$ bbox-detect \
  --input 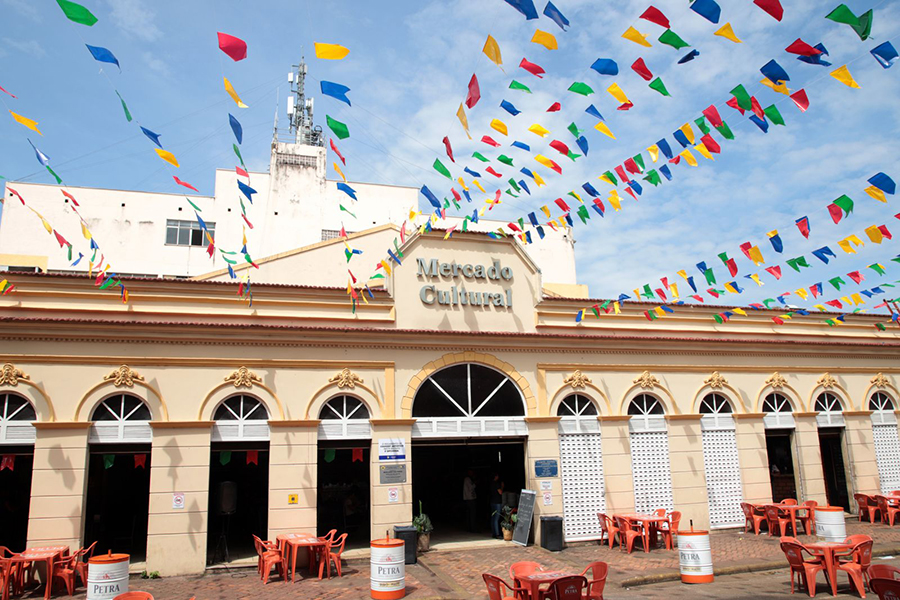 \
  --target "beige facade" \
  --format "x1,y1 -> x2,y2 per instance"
0,230 -> 898,575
